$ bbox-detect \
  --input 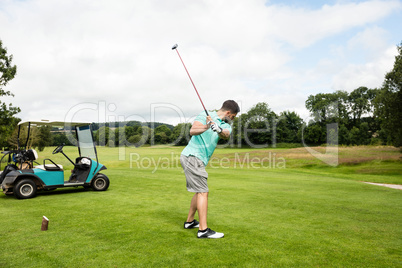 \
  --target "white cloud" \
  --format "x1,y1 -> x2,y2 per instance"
332,45 -> 397,91
0,0 -> 401,124
267,0 -> 402,48
347,26 -> 389,54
